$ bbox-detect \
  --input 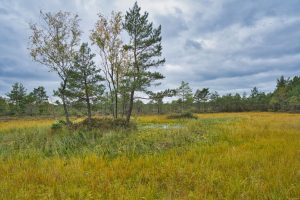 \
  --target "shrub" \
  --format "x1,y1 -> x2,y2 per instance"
72,118 -> 136,131
167,112 -> 198,119
51,120 -> 67,130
